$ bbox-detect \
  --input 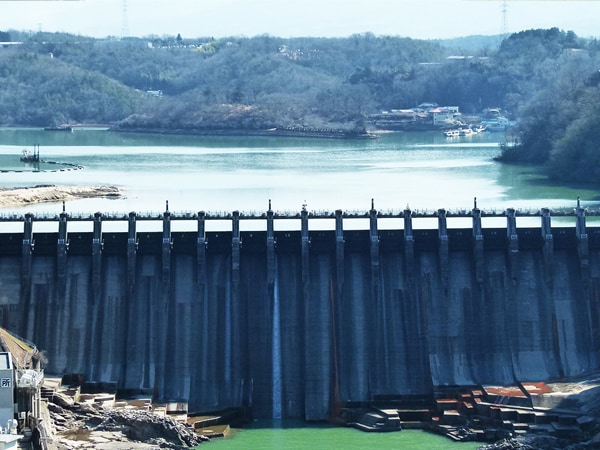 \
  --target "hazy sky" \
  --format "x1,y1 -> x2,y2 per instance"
0,0 -> 599,40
